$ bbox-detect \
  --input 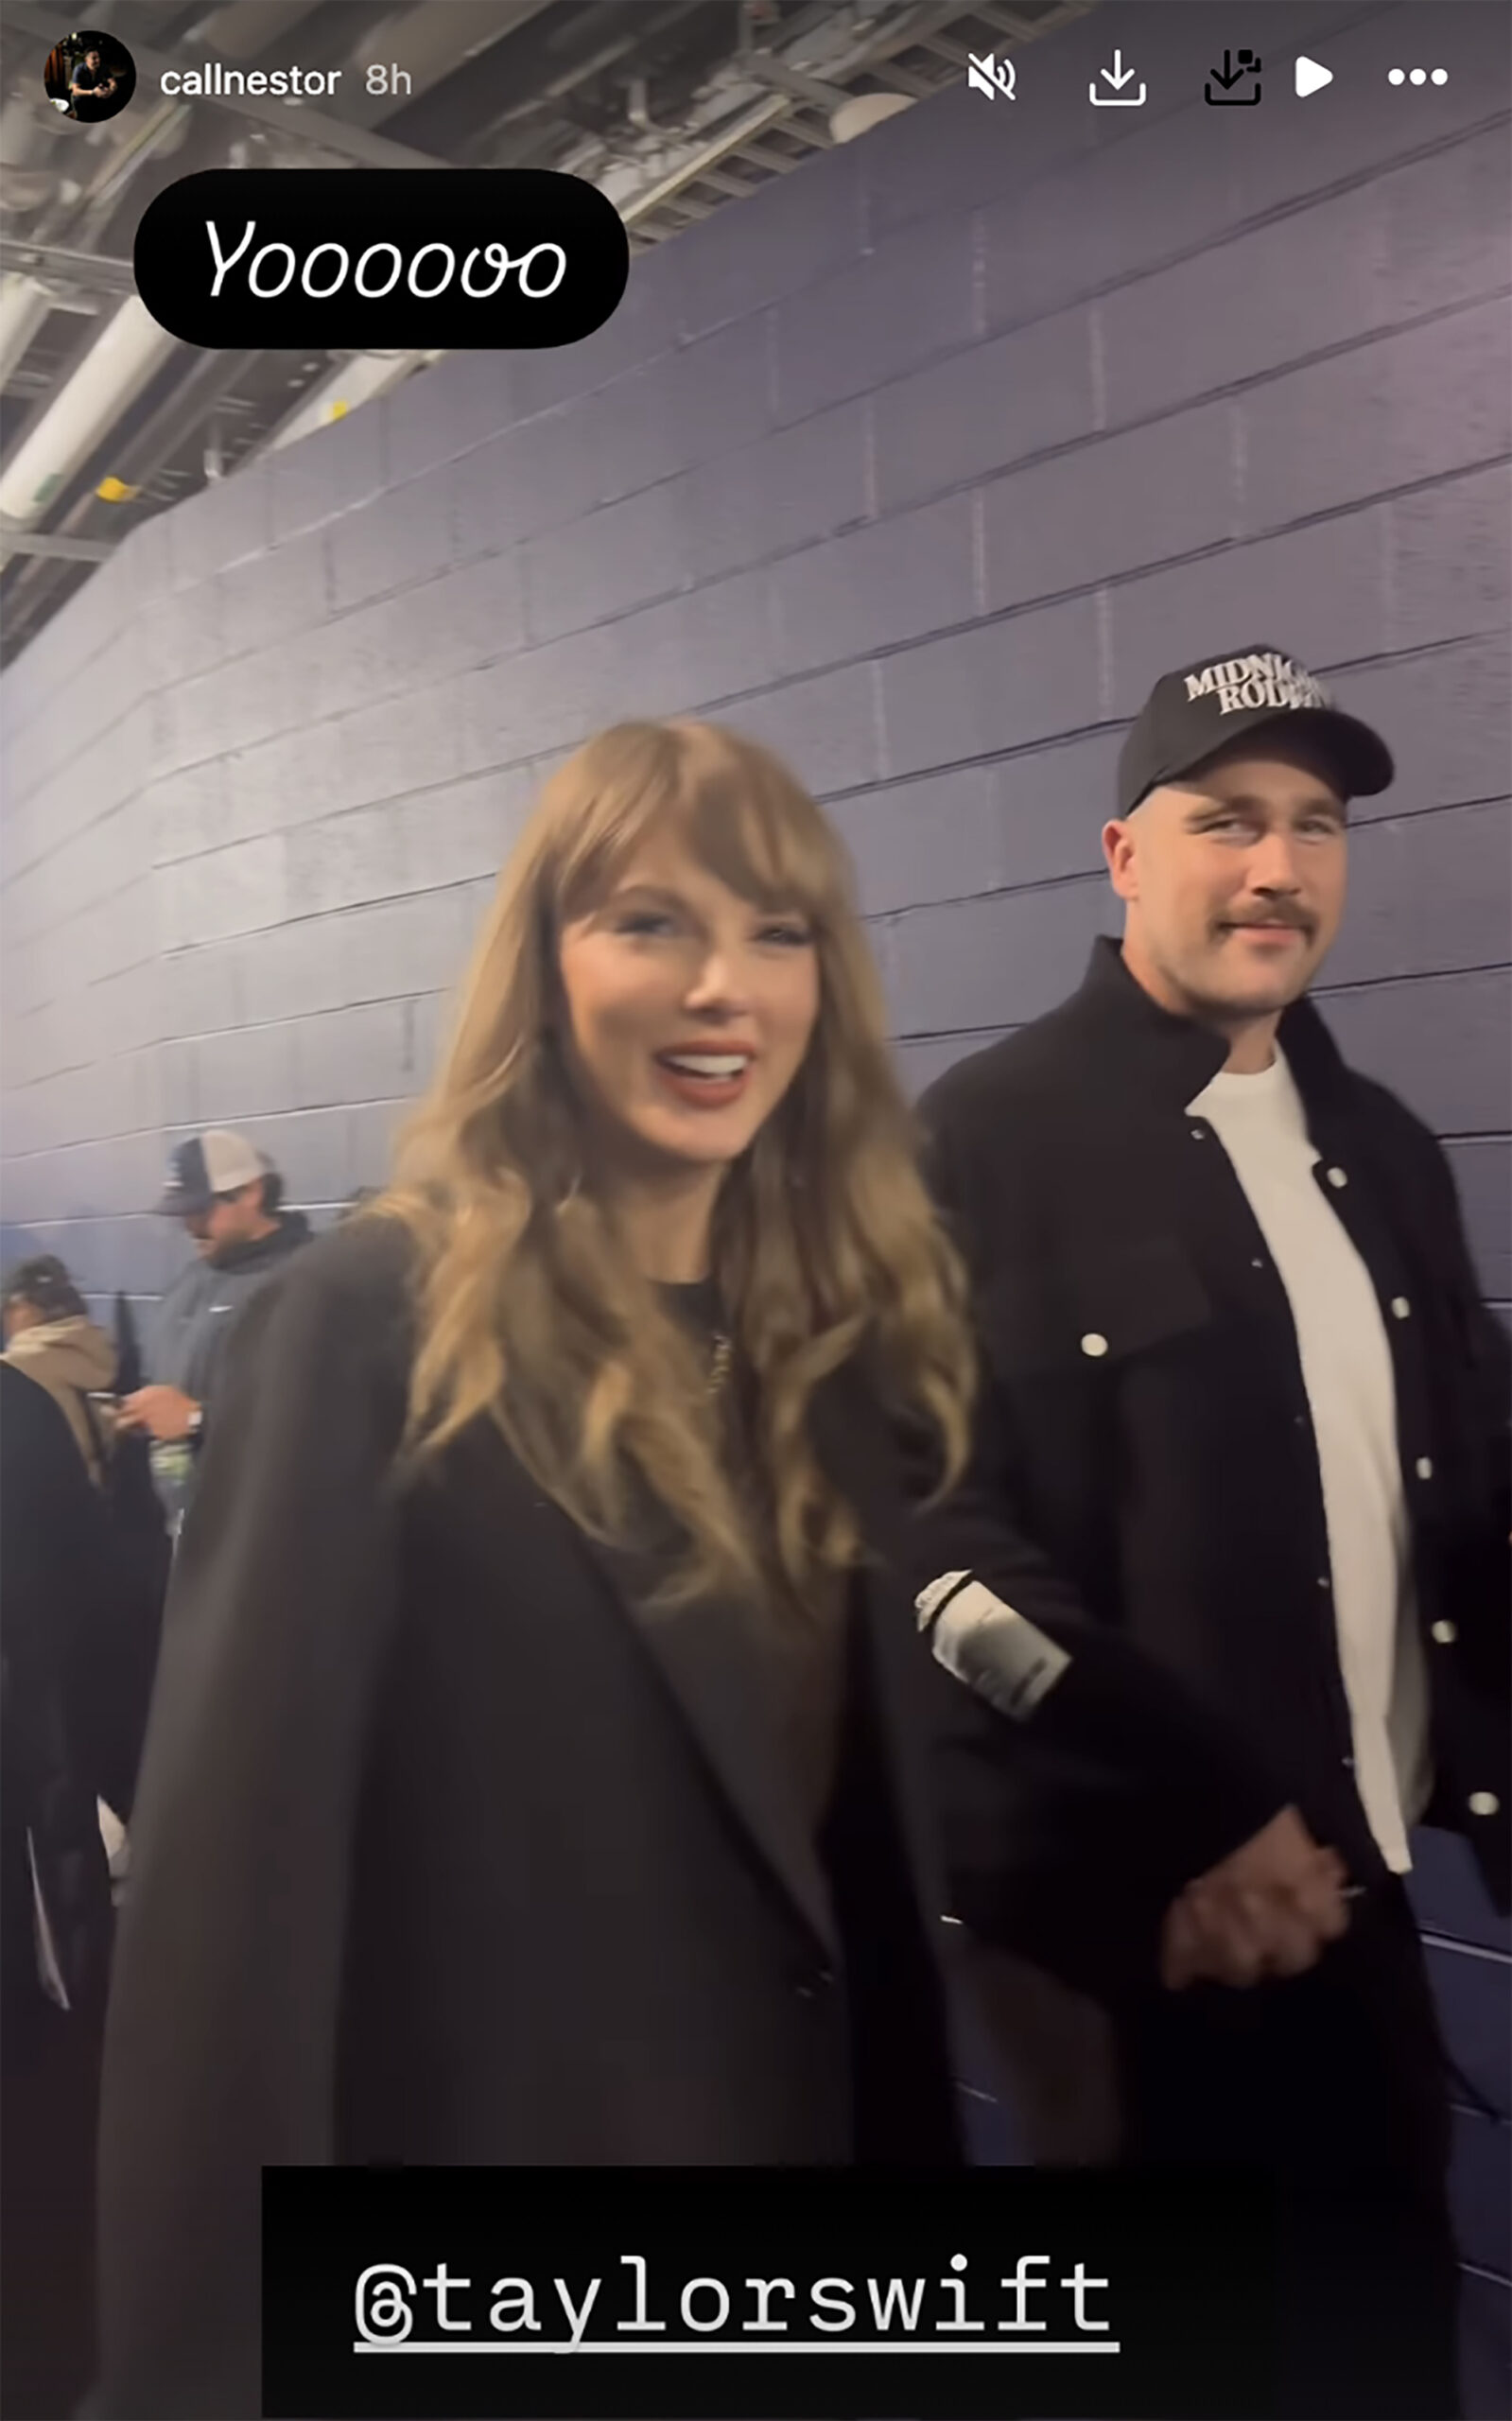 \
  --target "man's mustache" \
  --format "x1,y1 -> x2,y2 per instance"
1218,904 -> 1314,932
